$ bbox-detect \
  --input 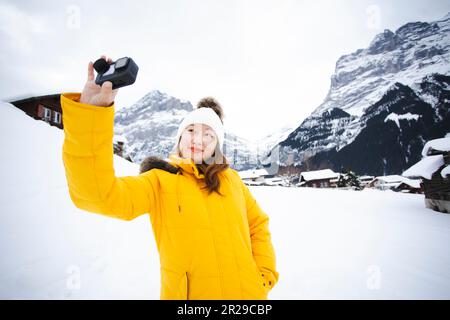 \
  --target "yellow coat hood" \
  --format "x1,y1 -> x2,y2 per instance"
60,93 -> 279,299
